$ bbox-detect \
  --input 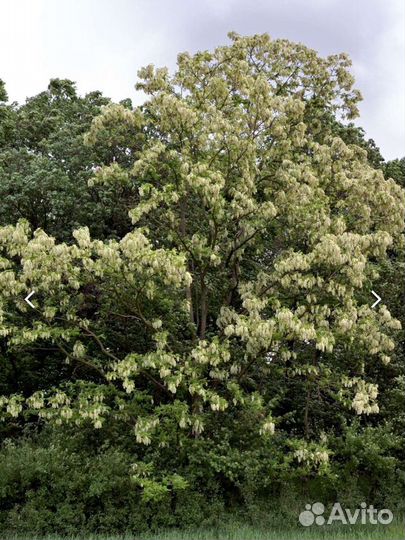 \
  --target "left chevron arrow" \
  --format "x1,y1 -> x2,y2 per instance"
24,290 -> 36,309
